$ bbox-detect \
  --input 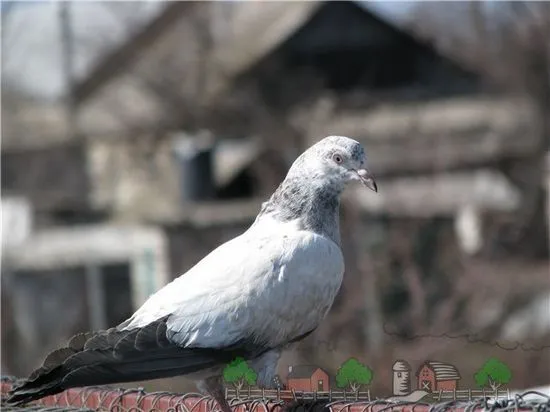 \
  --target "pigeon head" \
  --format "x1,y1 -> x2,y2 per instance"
257,136 -> 377,243
299,135 -> 378,193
